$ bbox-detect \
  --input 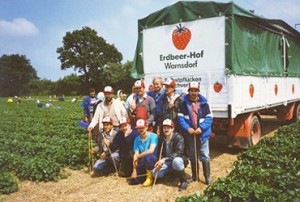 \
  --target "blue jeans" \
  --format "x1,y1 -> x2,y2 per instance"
94,152 -> 120,174
186,134 -> 210,163
152,157 -> 185,178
